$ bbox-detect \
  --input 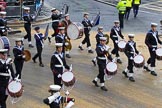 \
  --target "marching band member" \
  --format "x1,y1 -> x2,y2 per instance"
32,26 -> 44,67
48,8 -> 62,43
0,49 -> 15,108
43,85 -> 75,108
78,12 -> 93,53
22,7 -> 34,48
122,34 -> 139,82
144,23 -> 162,76
13,38 -> 25,80
0,11 -> 8,36
92,37 -> 112,91
50,43 -> 70,86
61,14 -> 72,58
92,26 -> 104,66
110,20 -> 124,64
